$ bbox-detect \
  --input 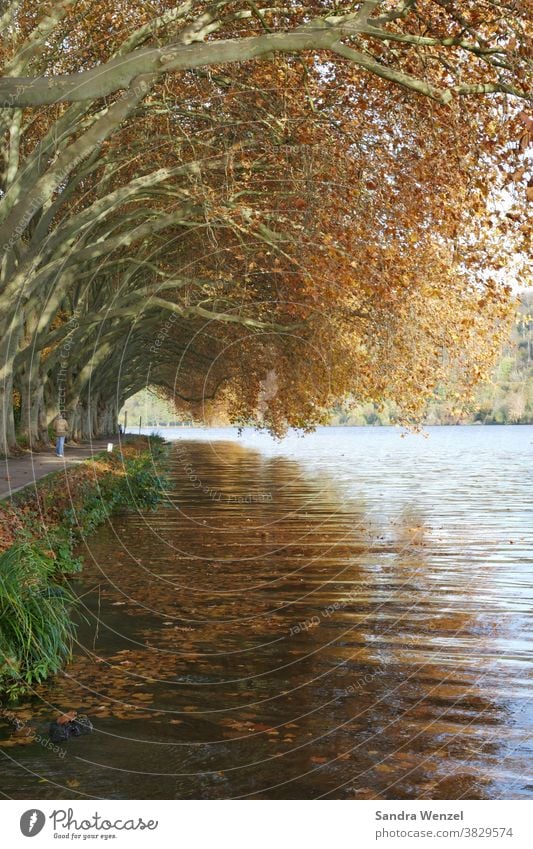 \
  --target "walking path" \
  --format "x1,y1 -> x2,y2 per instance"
0,440 -> 115,501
